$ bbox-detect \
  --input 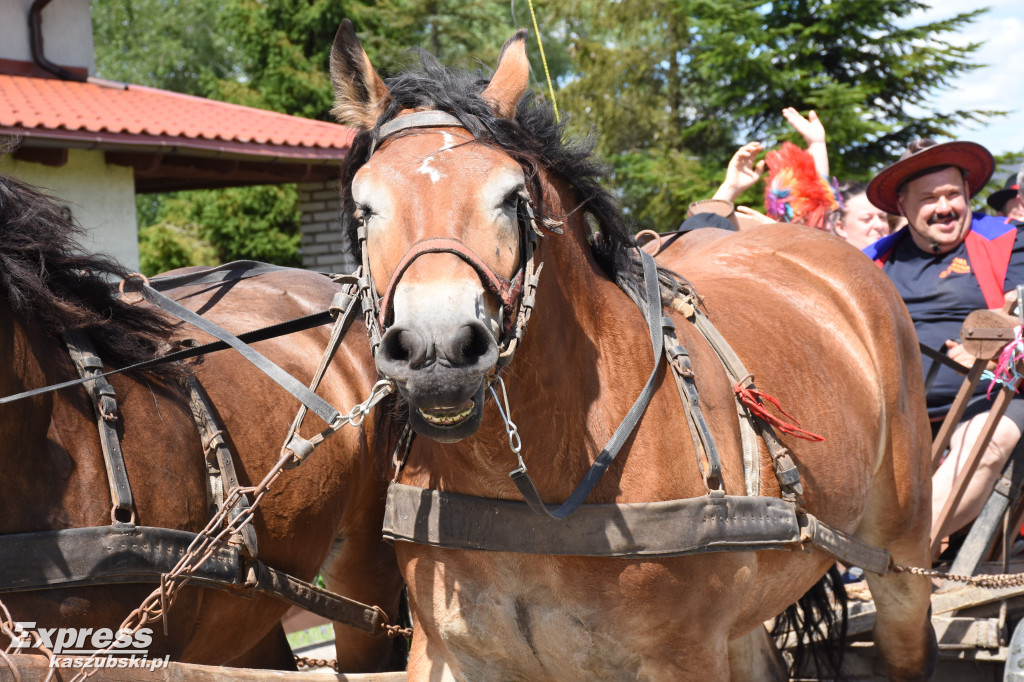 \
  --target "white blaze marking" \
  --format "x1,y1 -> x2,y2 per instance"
418,155 -> 442,183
